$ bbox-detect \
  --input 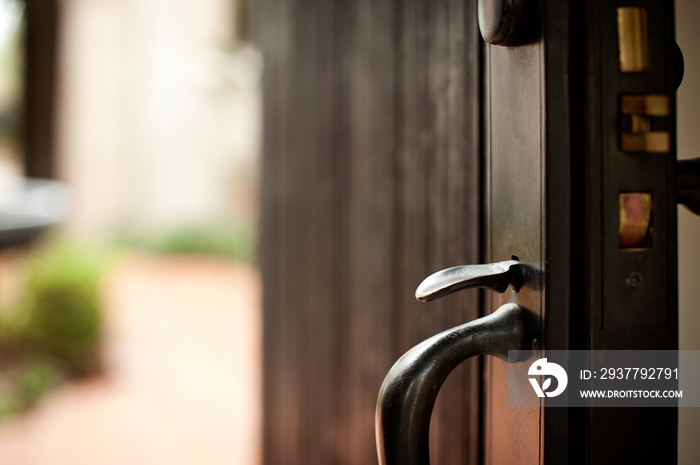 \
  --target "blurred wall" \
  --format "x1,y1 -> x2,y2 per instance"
676,0 -> 700,463
56,0 -> 261,237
